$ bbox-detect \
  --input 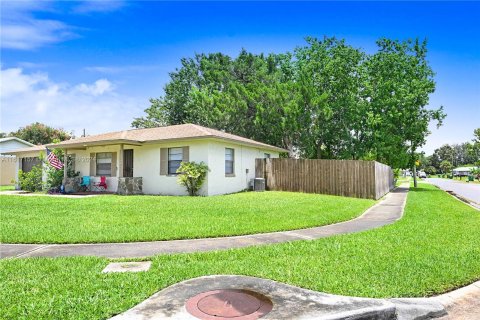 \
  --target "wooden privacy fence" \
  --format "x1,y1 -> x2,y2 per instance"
255,158 -> 394,200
